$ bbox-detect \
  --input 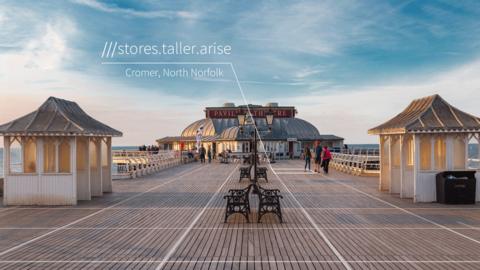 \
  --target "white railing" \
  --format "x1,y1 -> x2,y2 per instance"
112,150 -> 185,179
330,148 -> 380,176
